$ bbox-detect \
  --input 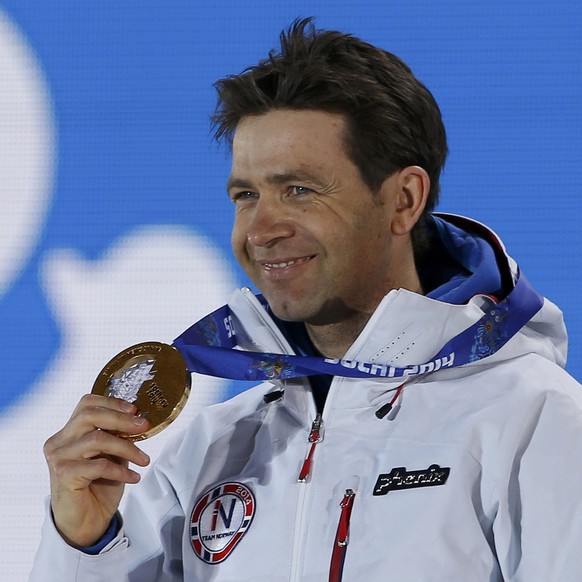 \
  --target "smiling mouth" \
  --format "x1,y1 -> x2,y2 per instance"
261,255 -> 315,270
